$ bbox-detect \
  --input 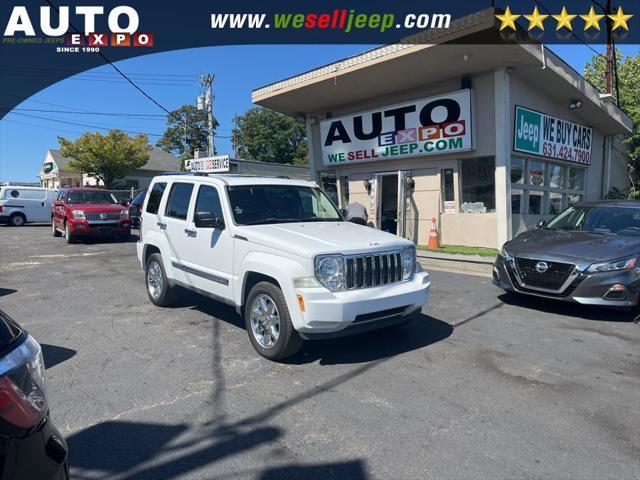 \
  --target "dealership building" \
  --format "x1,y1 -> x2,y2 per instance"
252,8 -> 632,248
